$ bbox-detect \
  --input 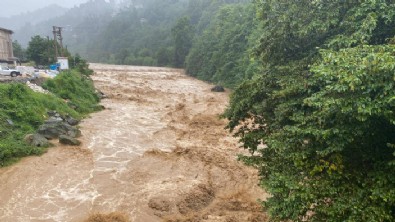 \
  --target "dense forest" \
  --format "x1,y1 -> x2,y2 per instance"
12,0 -> 395,221
224,1 -> 395,221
